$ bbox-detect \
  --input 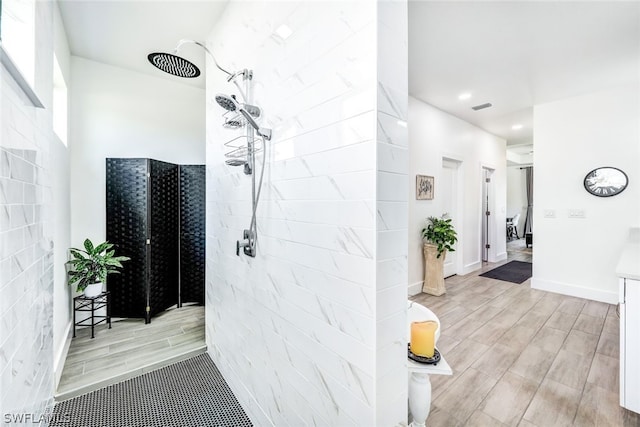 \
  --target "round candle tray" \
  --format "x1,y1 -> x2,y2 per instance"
407,344 -> 441,365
